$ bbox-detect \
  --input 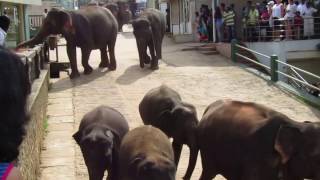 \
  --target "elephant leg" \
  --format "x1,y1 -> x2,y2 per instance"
88,167 -> 104,180
81,48 -> 93,75
149,40 -> 158,70
99,48 -> 109,68
66,43 -> 80,79
108,40 -> 117,71
159,36 -> 163,59
136,41 -> 147,68
199,152 -> 216,180
172,140 -> 182,166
